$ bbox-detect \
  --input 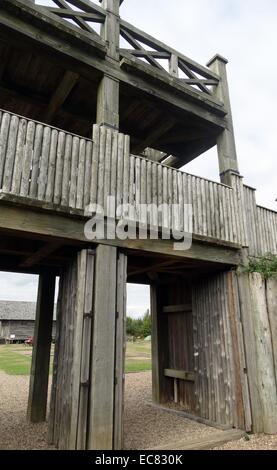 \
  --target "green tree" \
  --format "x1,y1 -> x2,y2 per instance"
126,309 -> 151,338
